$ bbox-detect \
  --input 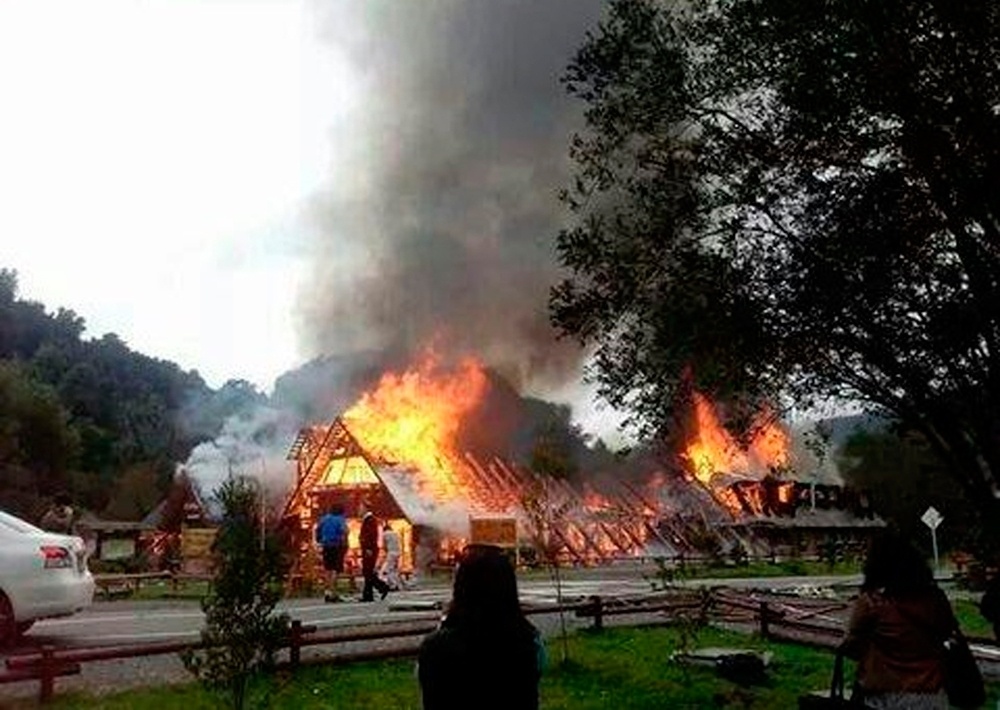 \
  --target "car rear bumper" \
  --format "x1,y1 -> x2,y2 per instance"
13,570 -> 95,623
